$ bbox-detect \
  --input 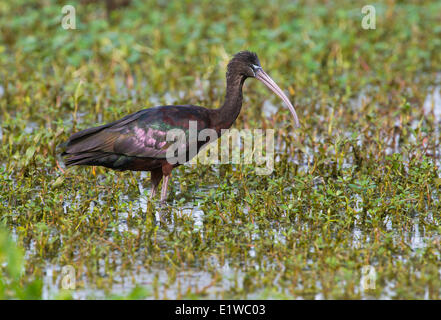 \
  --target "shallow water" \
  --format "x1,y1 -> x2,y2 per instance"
36,85 -> 441,299
39,189 -> 438,299
2,78 -> 441,299
423,86 -> 441,122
